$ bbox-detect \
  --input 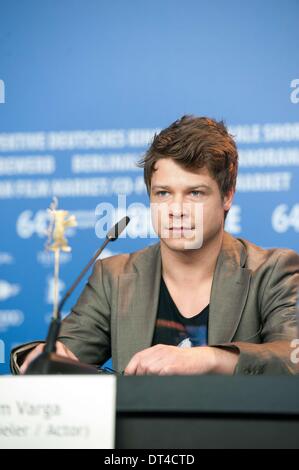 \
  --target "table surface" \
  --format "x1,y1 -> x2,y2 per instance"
116,375 -> 299,415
